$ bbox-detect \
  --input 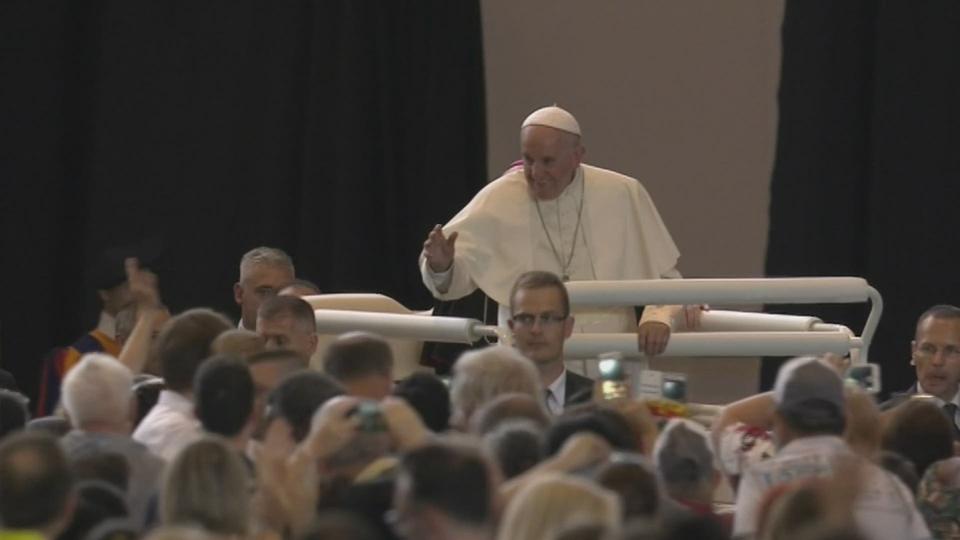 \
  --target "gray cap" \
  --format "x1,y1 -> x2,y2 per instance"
773,356 -> 845,412
653,418 -> 716,488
